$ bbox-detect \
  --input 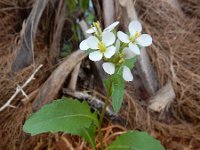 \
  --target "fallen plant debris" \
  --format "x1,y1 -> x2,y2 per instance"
0,0 -> 200,149
0,64 -> 43,112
